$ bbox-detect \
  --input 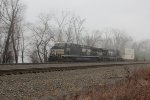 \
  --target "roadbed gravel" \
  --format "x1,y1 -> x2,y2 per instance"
0,64 -> 150,100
